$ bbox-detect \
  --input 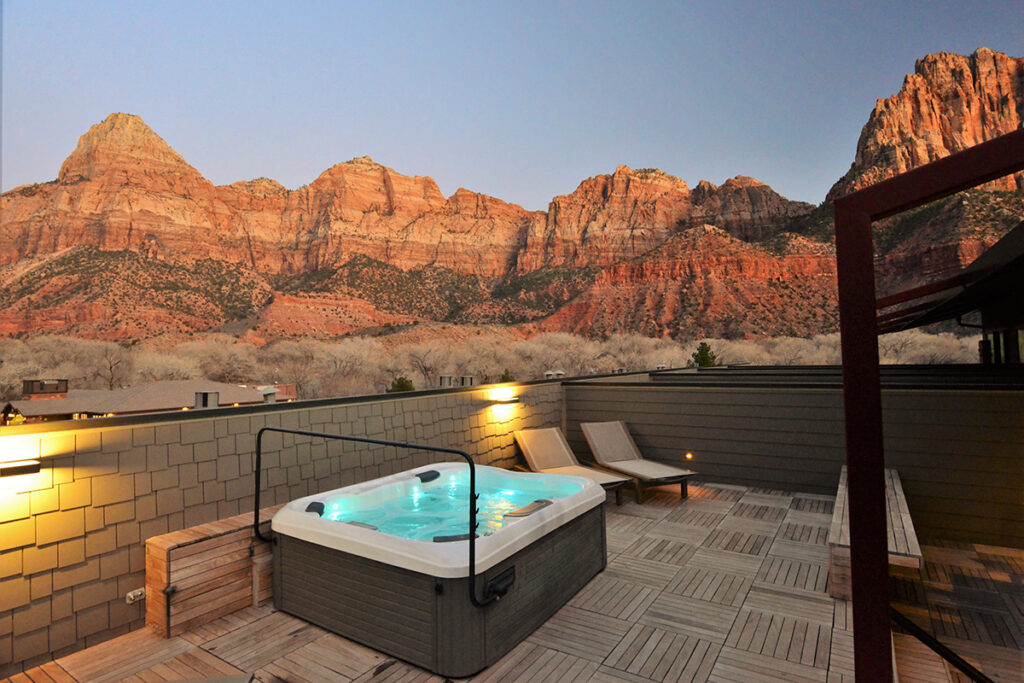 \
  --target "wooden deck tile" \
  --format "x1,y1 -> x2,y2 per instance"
604,623 -> 720,682
702,529 -> 772,557
120,648 -> 243,682
610,500 -> 675,521
709,646 -> 827,683
527,605 -> 632,662
892,632 -> 952,683
181,604 -> 274,645
790,497 -> 834,515
717,515 -> 782,537
473,641 -> 595,683
725,609 -> 831,669
687,547 -> 765,578
663,508 -> 726,528
3,662 -> 76,683
665,567 -> 752,608
622,537 -> 698,567
767,537 -> 831,564
779,521 -> 830,545
637,592 -> 739,643
645,520 -> 714,546
743,585 -> 834,625
606,515 -> 656,554
732,502 -> 789,522
56,629 -> 193,683
674,498 -> 737,515
738,493 -> 793,509
202,611 -> 323,672
570,574 -> 659,621
255,632 -> 386,682
604,555 -> 681,590
348,658 -> 442,682
827,628 -> 854,678
590,665 -> 662,682
755,556 -> 828,593
934,636 -> 1024,683
690,485 -> 746,503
